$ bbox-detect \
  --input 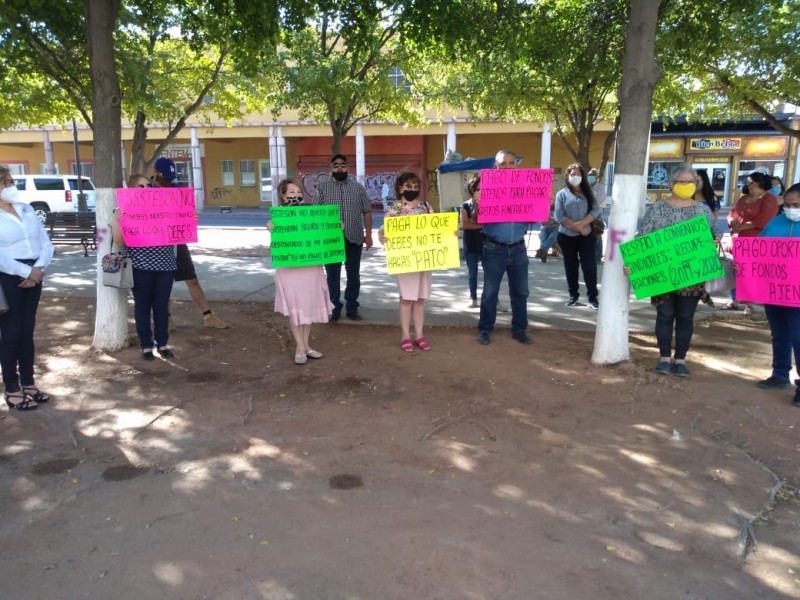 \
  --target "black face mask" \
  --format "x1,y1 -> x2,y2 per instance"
332,171 -> 348,182
402,190 -> 420,201
286,196 -> 303,206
